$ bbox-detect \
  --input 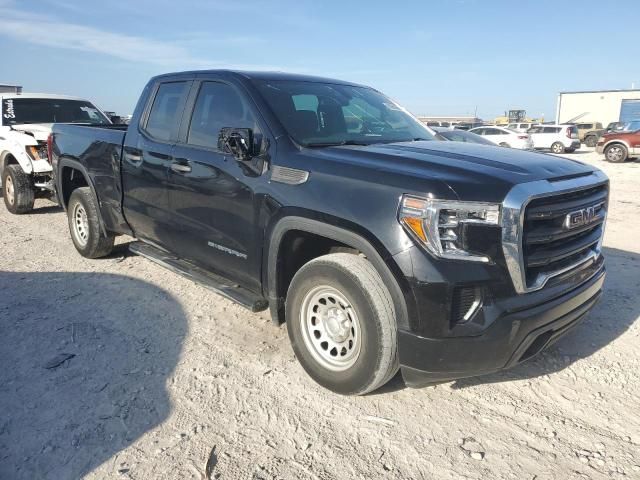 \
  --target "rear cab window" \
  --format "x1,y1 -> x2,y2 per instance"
144,81 -> 190,142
